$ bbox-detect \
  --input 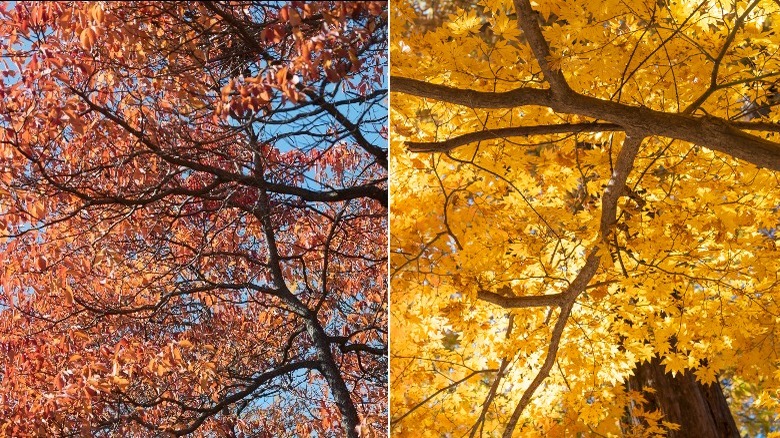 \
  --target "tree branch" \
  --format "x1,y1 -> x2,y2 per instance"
392,76 -> 553,108
171,360 -> 322,436
730,120 -> 780,133
302,88 -> 388,169
265,180 -> 388,208
470,314 -> 515,438
391,369 -> 497,426
407,123 -> 622,152
501,298 -> 574,437
477,290 -> 565,308
500,134 -> 645,437
599,133 -> 644,239
392,77 -> 780,171
682,0 -> 762,114
512,0 -> 571,95
70,86 -> 386,207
